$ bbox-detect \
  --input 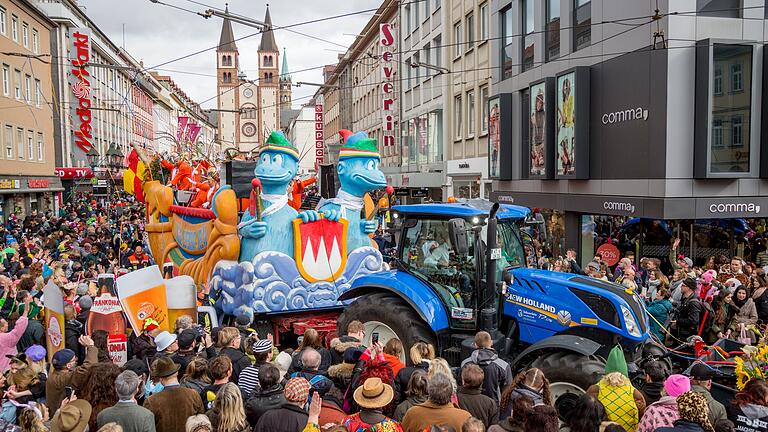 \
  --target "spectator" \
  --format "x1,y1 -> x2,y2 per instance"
217,327 -> 250,384
394,342 -> 434,404
81,362 -> 122,431
499,368 -> 551,420
173,315 -> 195,335
647,288 -> 673,342
674,278 -> 703,340
131,319 -> 159,362
461,331 -> 513,404
330,320 -> 366,365
489,394 -> 533,432
586,346 -> 646,432
727,379 -> 768,432
401,373 -> 472,432
152,331 -> 178,359
456,364 -> 499,428
238,338 -> 273,398
245,363 -> 285,427
640,361 -> 667,405
462,417 -> 485,432
0,303 -> 29,370
527,405 -> 559,432
46,336 -> 97,415
144,357 -> 204,432
96,370 -> 155,432
290,348 -> 335,398
172,328 -> 202,379
345,344 -> 397,416
254,377 -> 311,432
688,363 -> 727,424
341,377 -> 402,431
727,285 -> 758,342
206,383 -> 249,432
51,398 -> 92,432
64,304 -> 84,361
382,338 -> 405,377
328,347 -> 363,395
655,391 -> 714,432
185,415 -> 212,432
636,374 -> 690,432
201,355 -> 233,411
181,358 -> 210,394
317,387 -> 346,427
714,419 -> 735,432
18,407 -> 46,432
562,394 -> 607,432
17,306 -> 44,352
290,328 -> 332,374
393,370 -> 428,422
